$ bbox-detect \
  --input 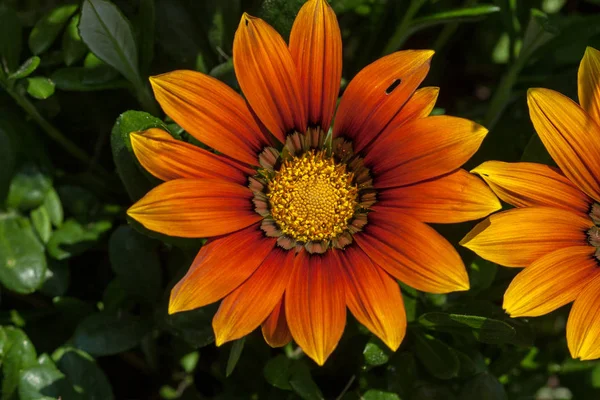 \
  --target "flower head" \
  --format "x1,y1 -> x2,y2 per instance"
461,47 -> 600,361
128,0 -> 498,365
